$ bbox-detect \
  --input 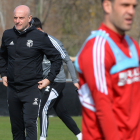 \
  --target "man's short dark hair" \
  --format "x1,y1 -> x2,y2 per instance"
101,0 -> 114,3
32,17 -> 42,29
